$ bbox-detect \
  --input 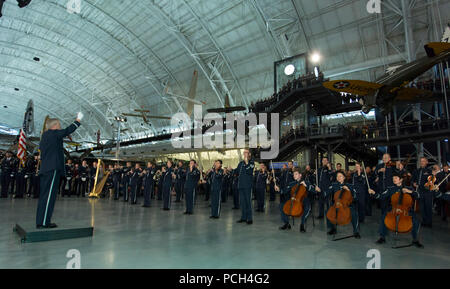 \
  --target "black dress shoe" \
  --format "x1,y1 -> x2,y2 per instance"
237,219 -> 246,223
247,221 -> 253,225
163,208 -> 170,211
279,223 -> 291,230
232,207 -> 240,210
376,237 -> 386,244
317,216 -> 324,219
142,205 -> 150,208
354,233 -> 361,239
209,216 -> 215,219
38,223 -> 57,229
183,212 -> 189,215
412,240 -> 424,248
327,229 -> 337,235
300,224 -> 306,233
